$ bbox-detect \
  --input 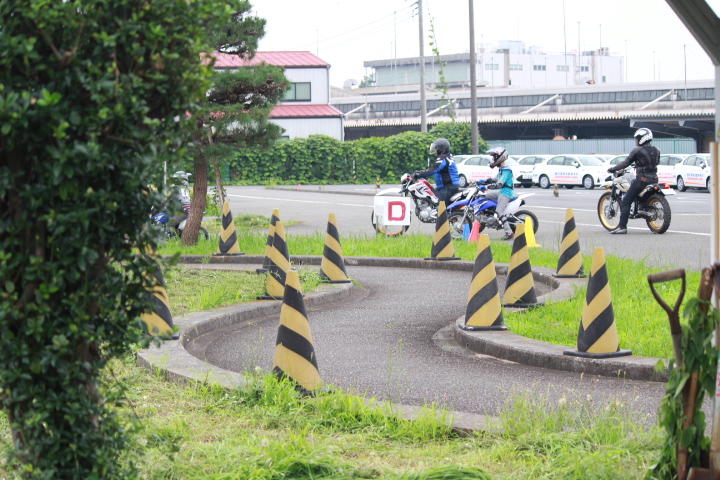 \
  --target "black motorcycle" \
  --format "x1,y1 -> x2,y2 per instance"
596,169 -> 673,234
